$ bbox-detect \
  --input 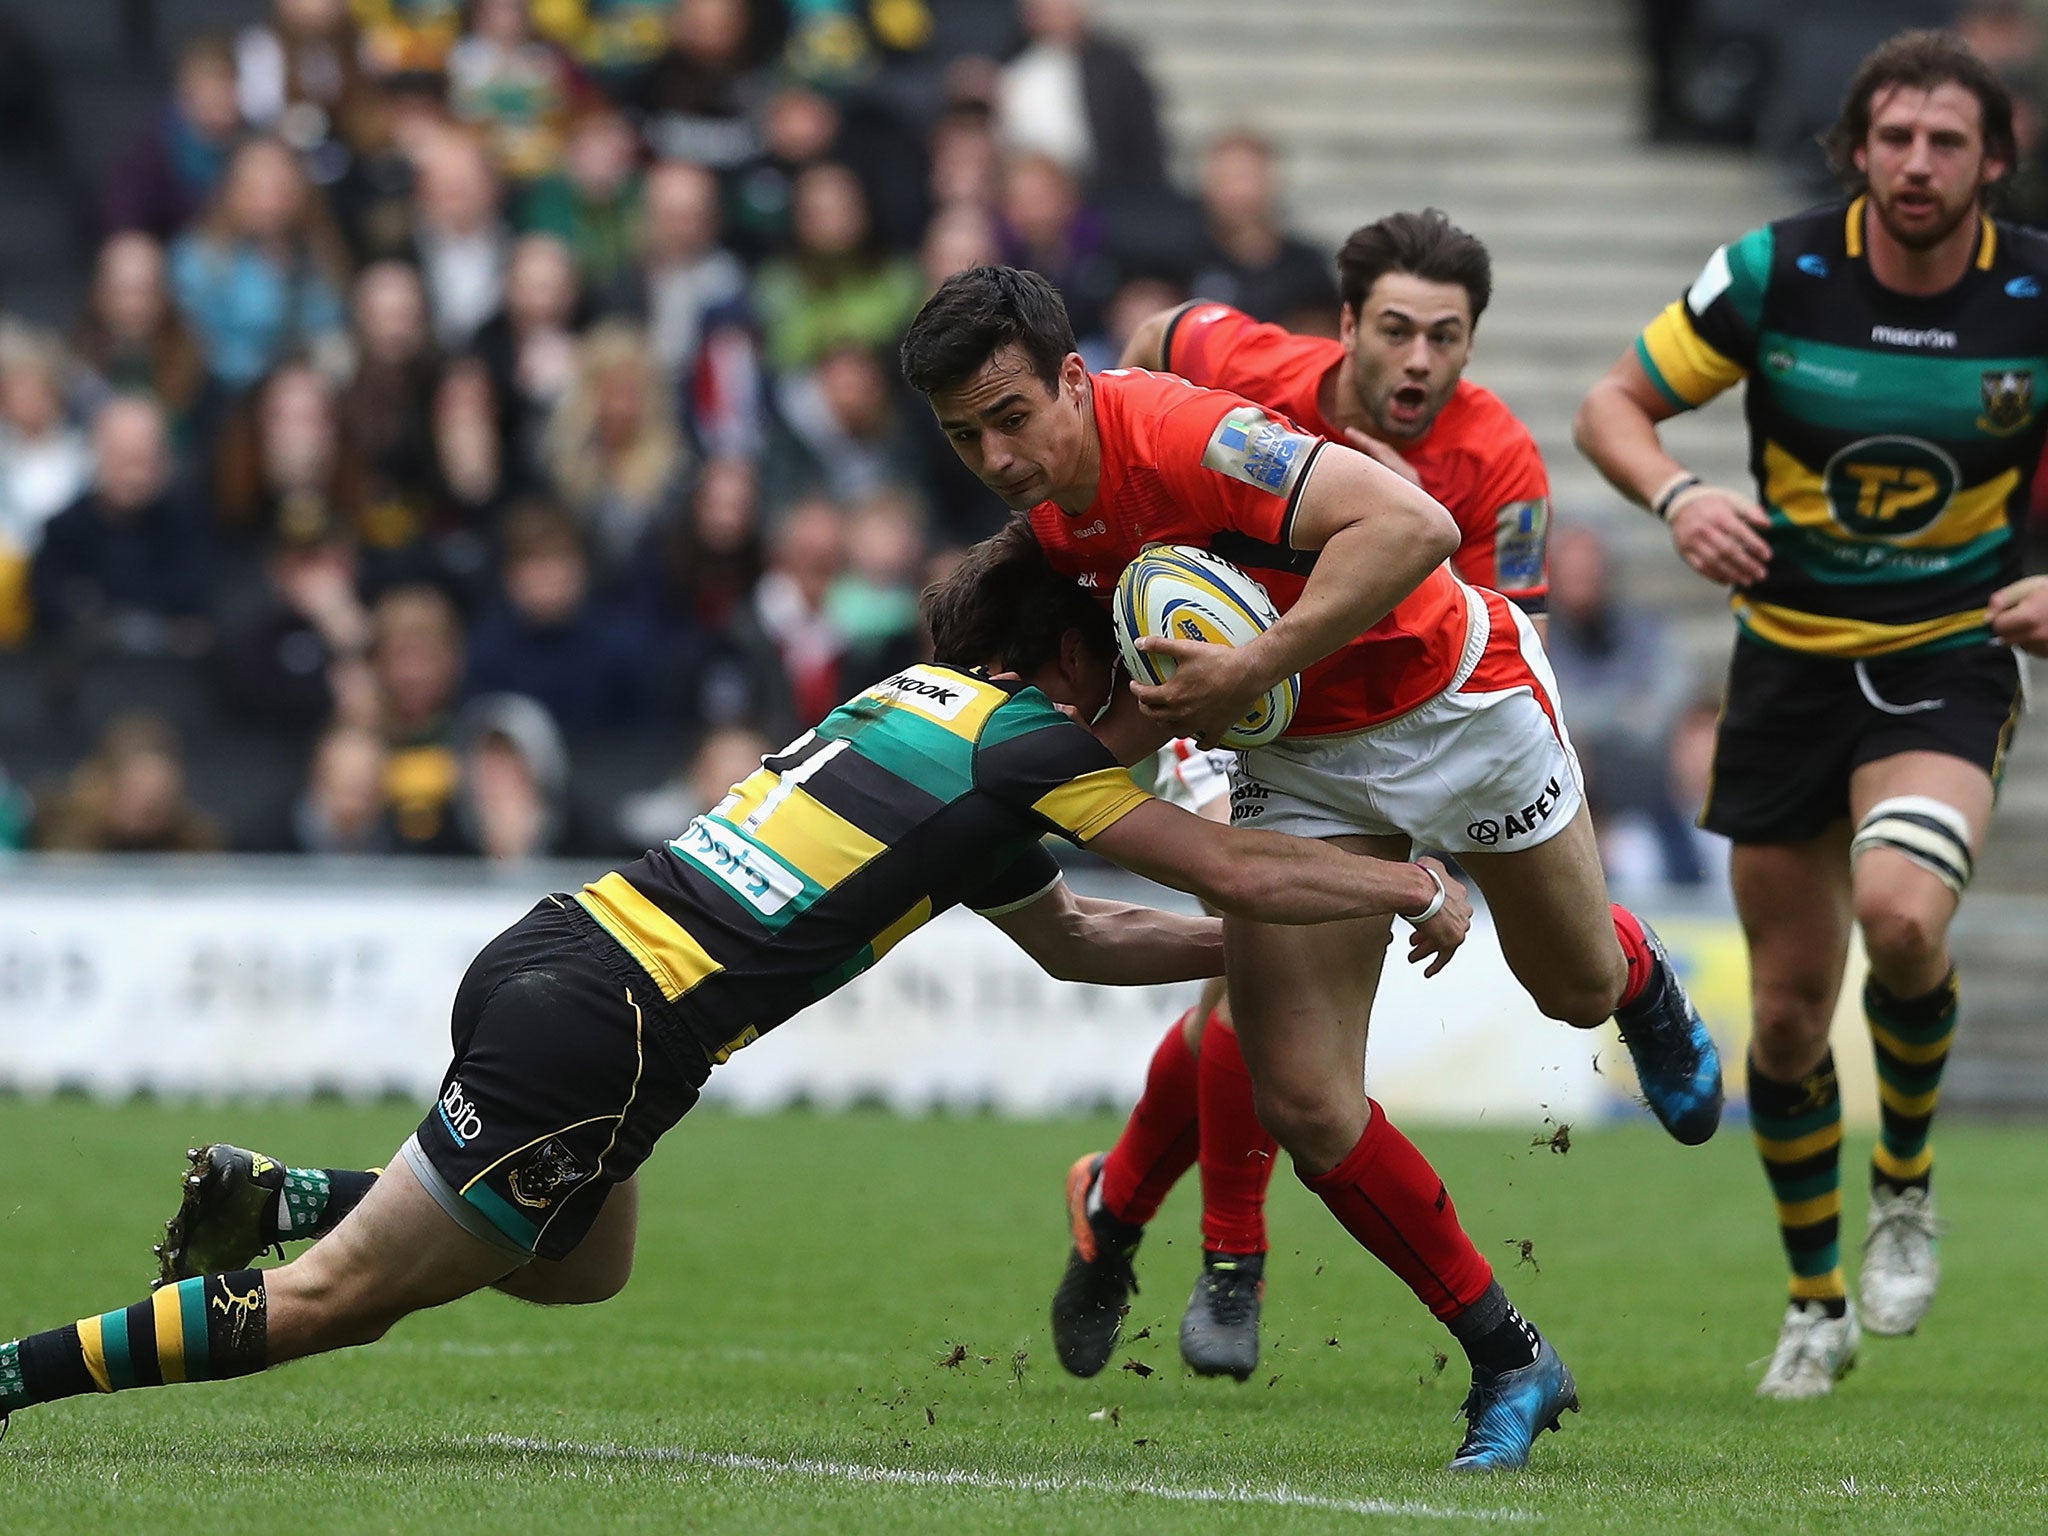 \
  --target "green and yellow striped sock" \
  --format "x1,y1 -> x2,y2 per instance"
1866,971 -> 1957,1195
1748,1050 -> 1846,1313
0,1271 -> 267,1414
